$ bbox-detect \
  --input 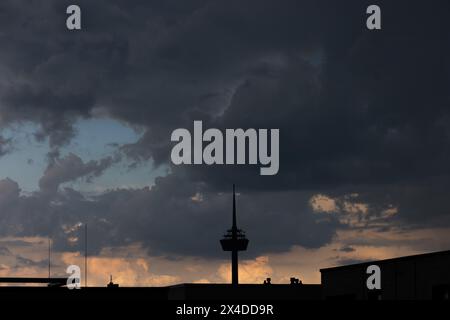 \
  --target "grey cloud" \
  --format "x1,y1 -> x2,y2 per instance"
0,246 -> 13,256
0,135 -> 13,157
0,240 -> 36,248
0,178 -> 20,205
38,153 -> 117,194
14,255 -> 48,269
337,246 -> 355,253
